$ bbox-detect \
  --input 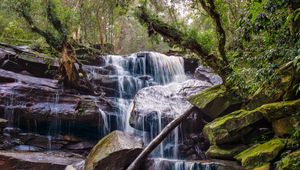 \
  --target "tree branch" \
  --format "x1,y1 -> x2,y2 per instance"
127,107 -> 195,170
17,1 -> 62,50
46,0 -> 68,44
136,6 -> 231,80
199,0 -> 228,65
